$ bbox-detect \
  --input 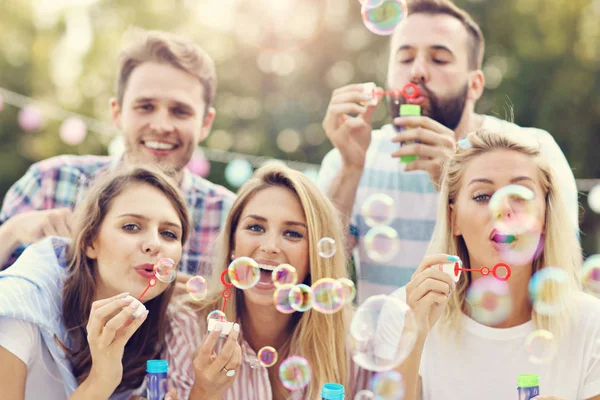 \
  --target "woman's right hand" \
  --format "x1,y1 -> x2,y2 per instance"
85,292 -> 149,395
406,254 -> 457,337
189,322 -> 242,400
